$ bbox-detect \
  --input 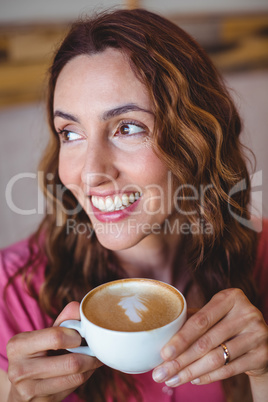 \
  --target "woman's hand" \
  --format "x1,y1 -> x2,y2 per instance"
7,302 -> 102,401
152,289 -> 268,395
